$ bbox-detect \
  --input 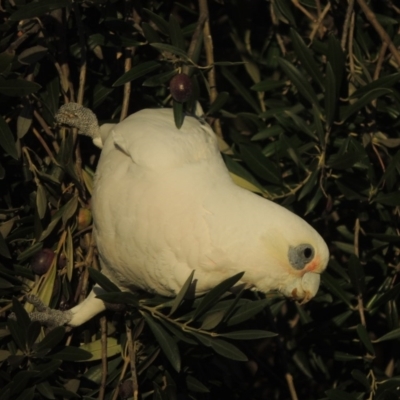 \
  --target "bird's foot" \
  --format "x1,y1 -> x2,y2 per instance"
9,294 -> 73,328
